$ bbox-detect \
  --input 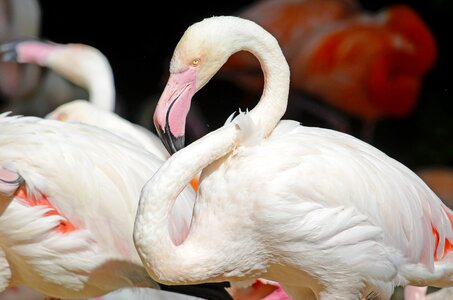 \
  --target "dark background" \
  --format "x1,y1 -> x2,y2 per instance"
37,0 -> 453,170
